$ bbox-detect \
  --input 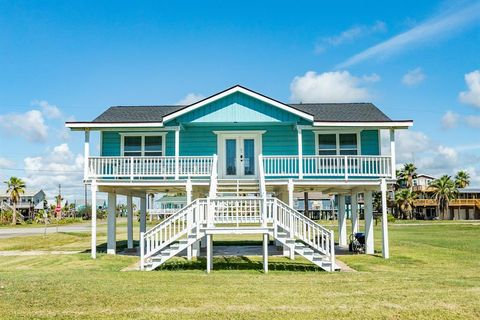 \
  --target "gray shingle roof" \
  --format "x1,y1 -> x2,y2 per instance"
92,103 -> 392,123
289,103 -> 392,122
